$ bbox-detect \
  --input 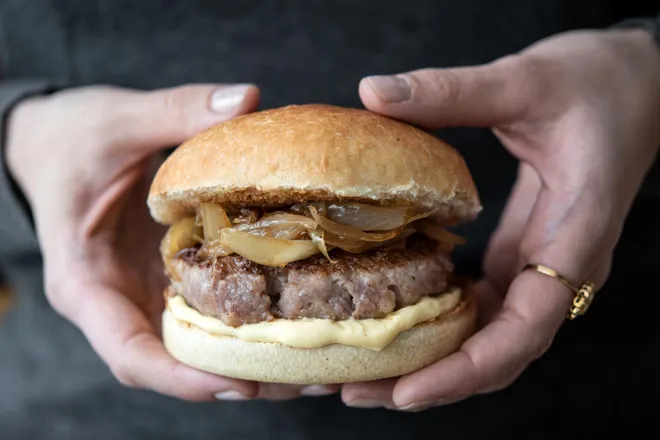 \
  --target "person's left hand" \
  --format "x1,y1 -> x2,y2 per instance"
6,83 -> 339,402
341,27 -> 660,410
